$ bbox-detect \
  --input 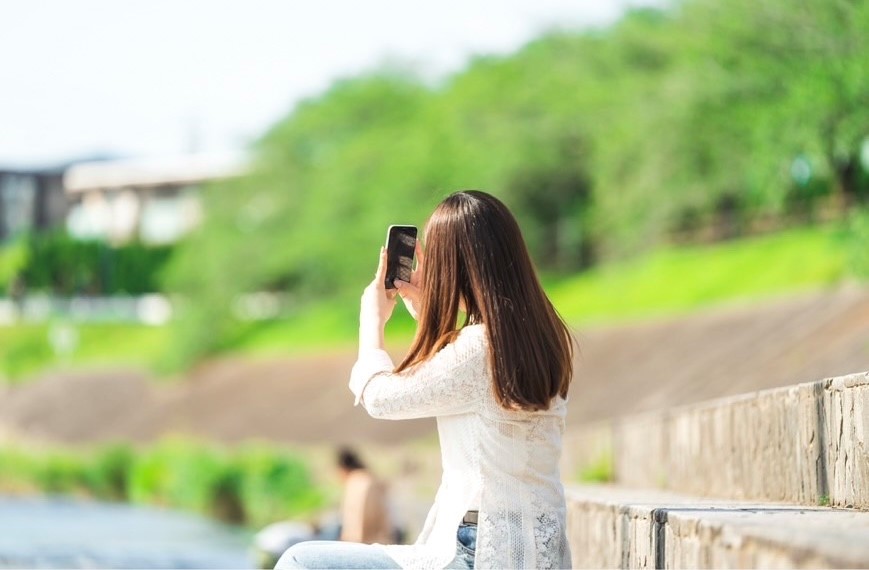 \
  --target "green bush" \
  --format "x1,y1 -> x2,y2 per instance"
128,439 -> 324,526
0,439 -> 323,528
236,443 -> 324,527
128,438 -> 227,514
127,439 -> 324,527
10,231 -> 174,295
32,451 -> 91,494
209,462 -> 246,524
87,443 -> 136,500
